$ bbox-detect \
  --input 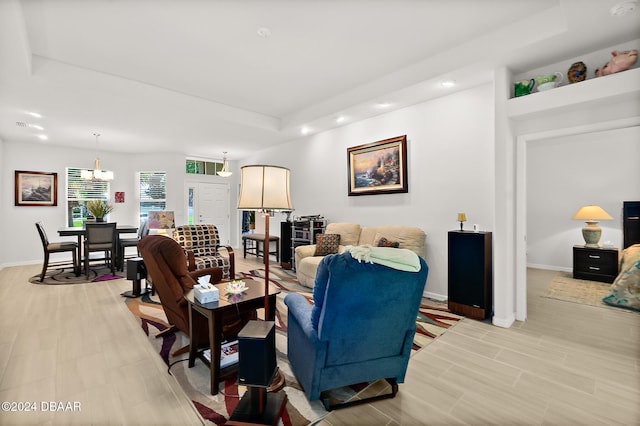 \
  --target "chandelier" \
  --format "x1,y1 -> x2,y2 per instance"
217,151 -> 232,177
81,133 -> 114,181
